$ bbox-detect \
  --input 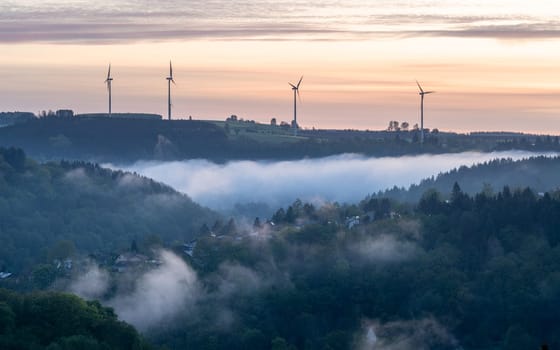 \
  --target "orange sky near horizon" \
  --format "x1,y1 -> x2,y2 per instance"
1,0 -> 559,134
